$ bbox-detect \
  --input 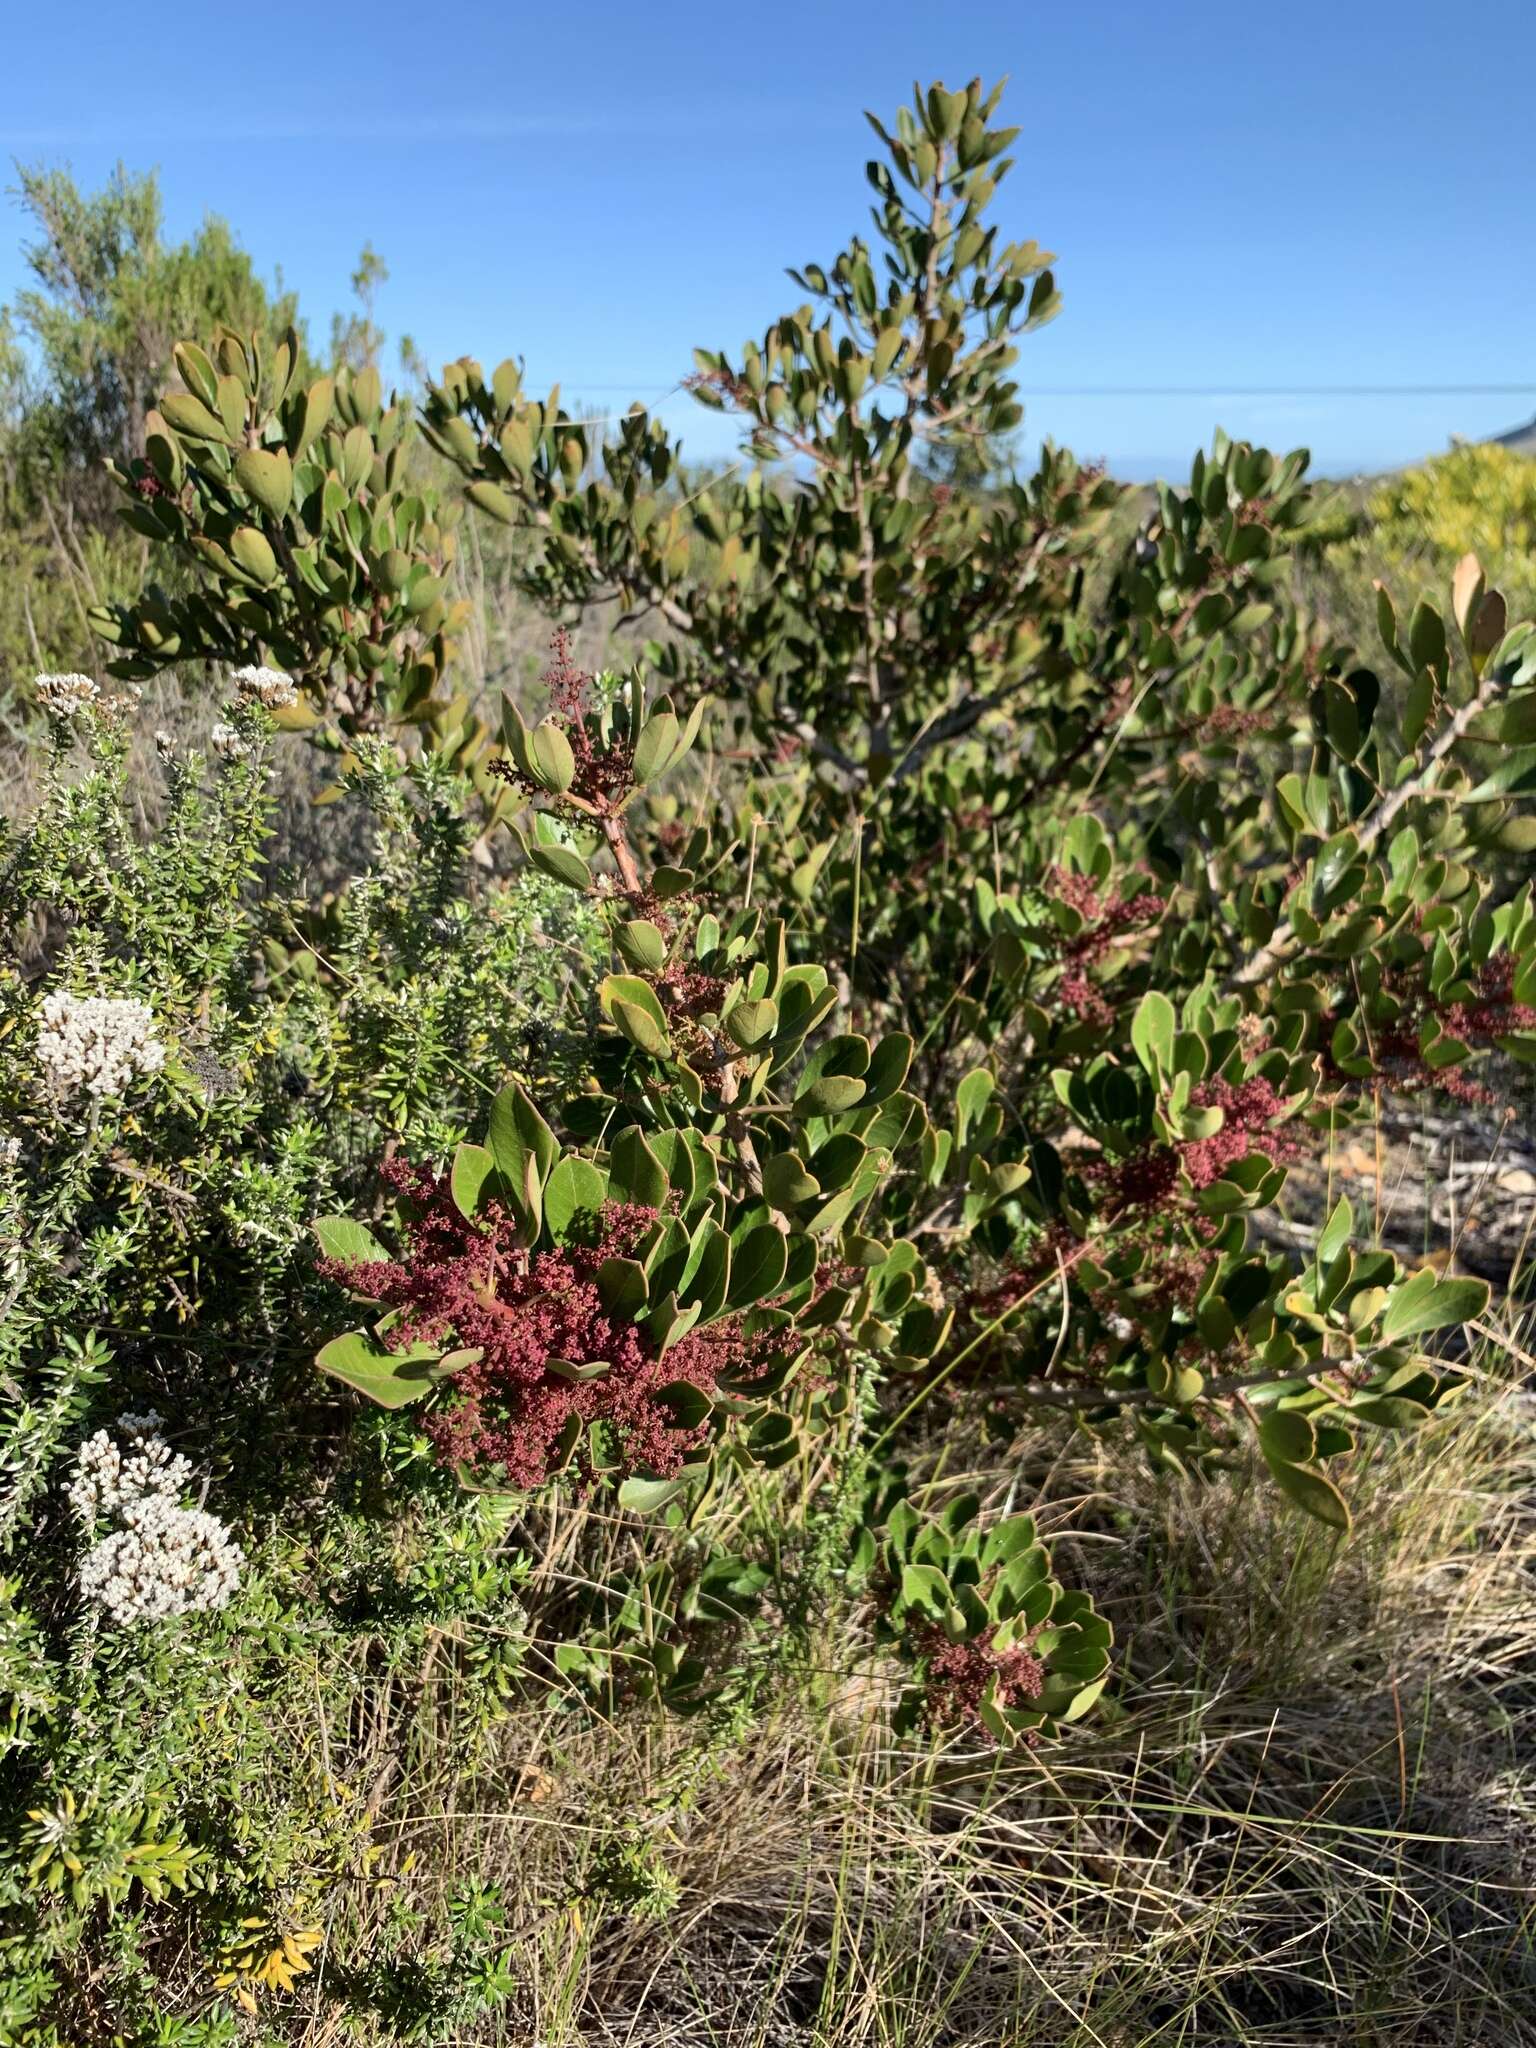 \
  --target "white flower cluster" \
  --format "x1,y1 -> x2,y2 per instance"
67,1411 -> 191,1521
71,1414 -> 243,1627
35,672 -> 100,715
0,1134 -> 20,1167
208,720 -> 253,762
36,991 -> 166,1099
232,664 -> 297,710
79,1506 -> 244,1627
